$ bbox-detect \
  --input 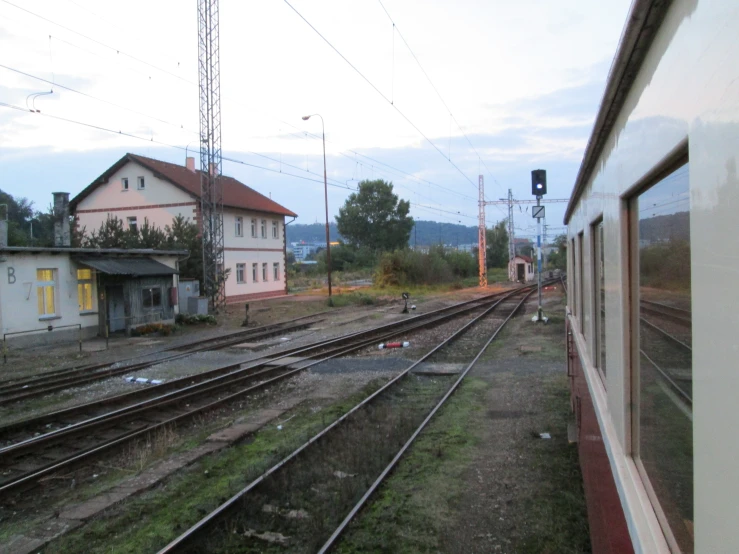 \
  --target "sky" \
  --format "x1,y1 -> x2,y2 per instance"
0,0 -> 633,238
